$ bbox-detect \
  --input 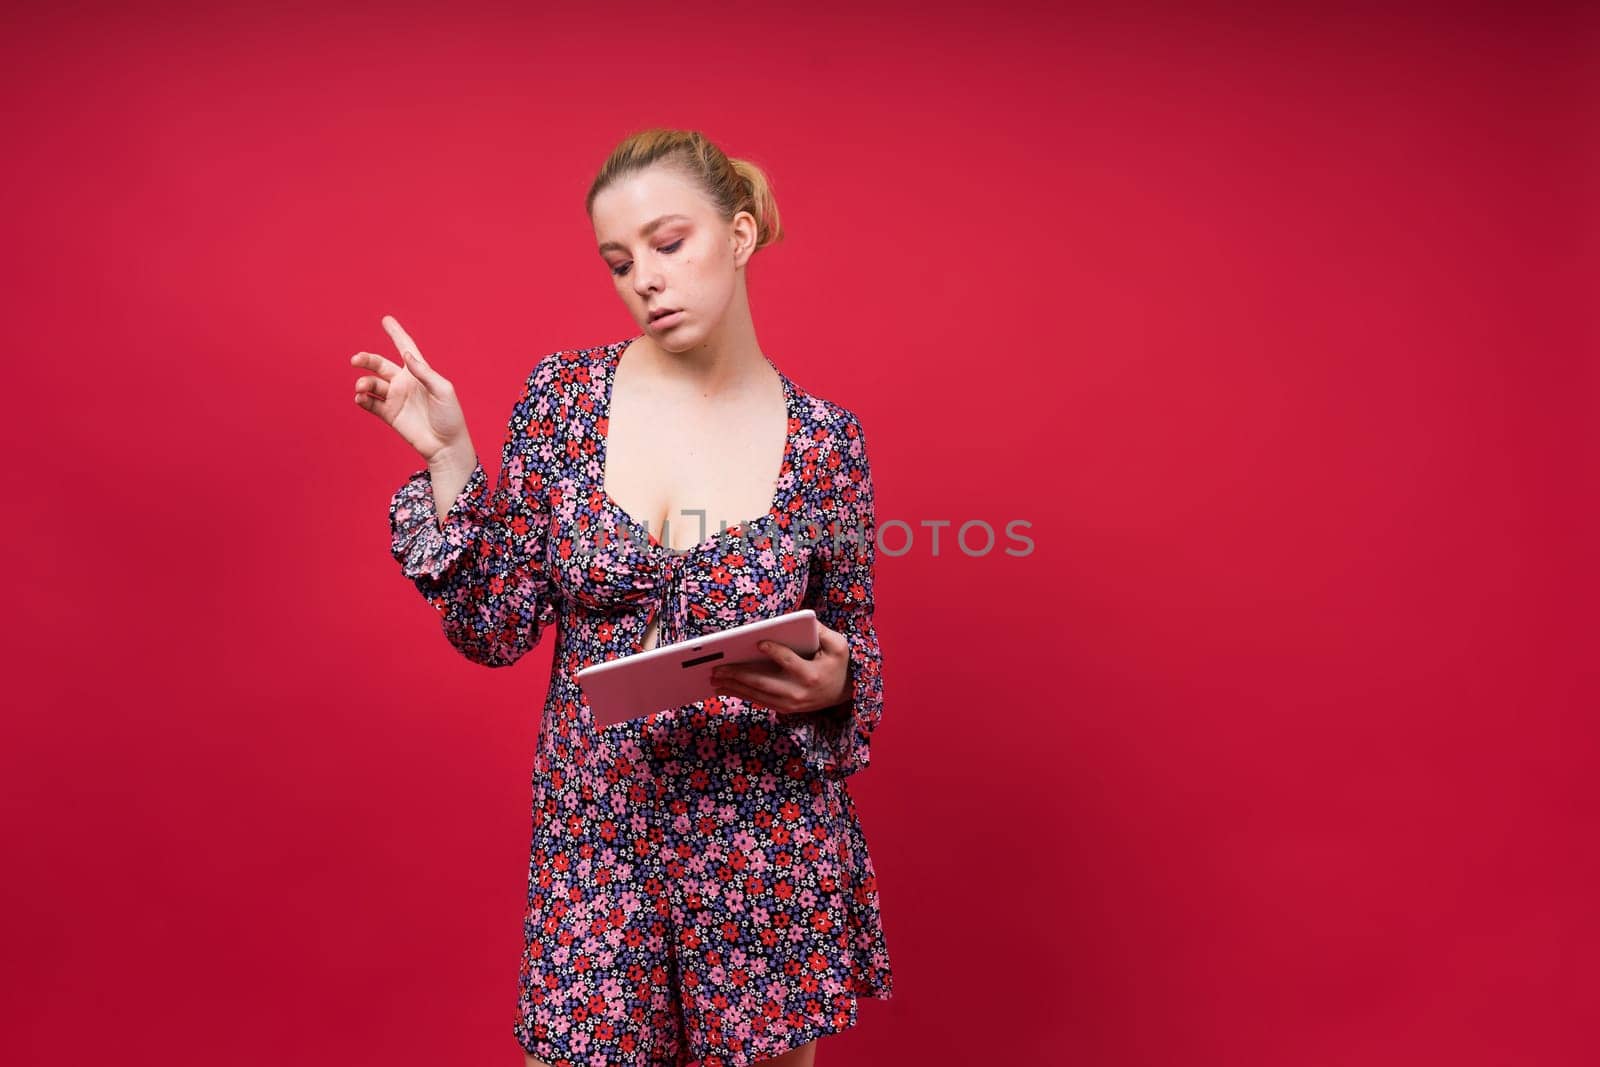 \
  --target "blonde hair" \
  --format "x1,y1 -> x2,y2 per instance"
586,127 -> 785,254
